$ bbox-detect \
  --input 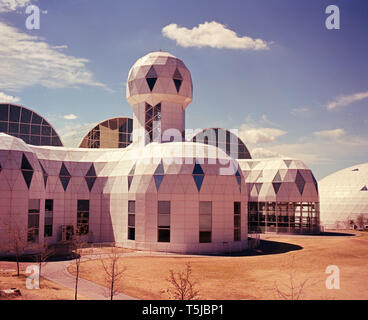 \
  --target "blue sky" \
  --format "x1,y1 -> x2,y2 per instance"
0,0 -> 367,179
